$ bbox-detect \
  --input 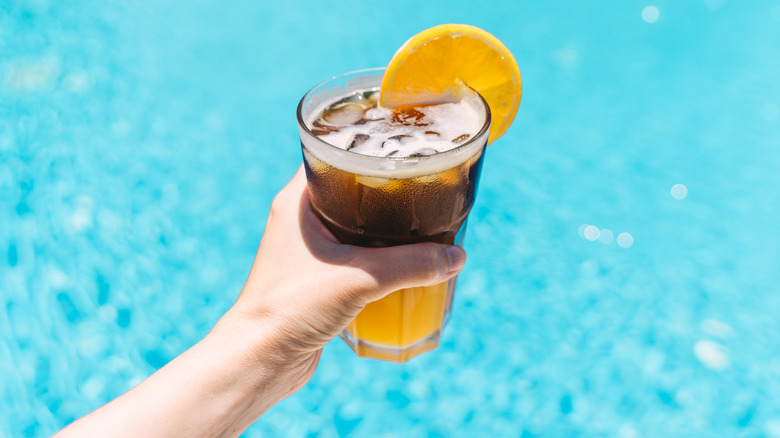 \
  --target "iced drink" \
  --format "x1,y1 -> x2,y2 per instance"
297,68 -> 490,362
